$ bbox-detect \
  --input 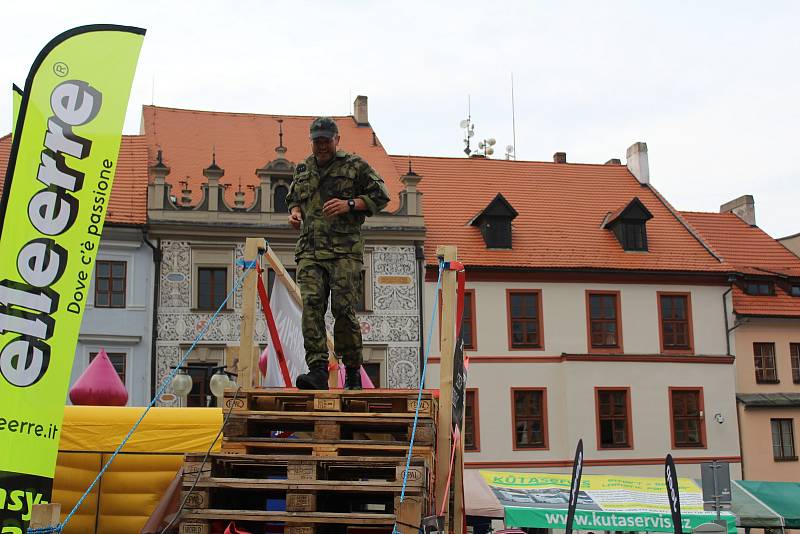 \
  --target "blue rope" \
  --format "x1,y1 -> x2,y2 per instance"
28,257 -> 258,534
393,260 -> 444,533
